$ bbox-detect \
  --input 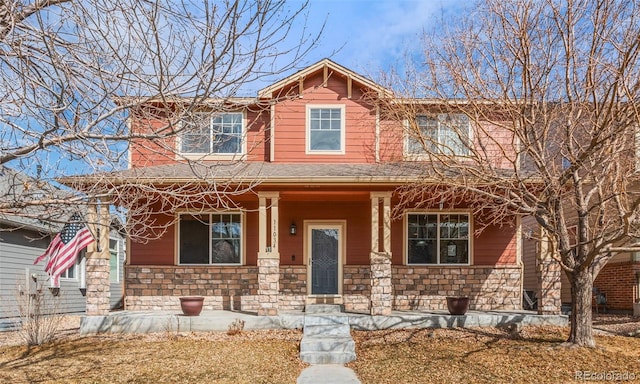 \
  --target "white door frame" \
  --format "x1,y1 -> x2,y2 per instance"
304,220 -> 346,297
